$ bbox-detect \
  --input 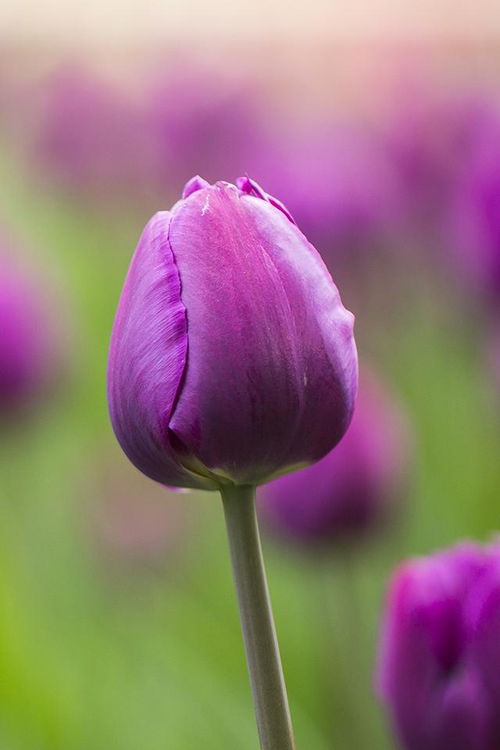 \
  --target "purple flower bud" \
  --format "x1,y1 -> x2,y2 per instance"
377,542 -> 500,750
107,176 -> 358,490
0,250 -> 56,416
258,374 -> 408,547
